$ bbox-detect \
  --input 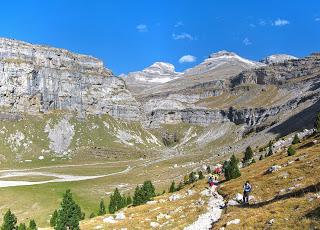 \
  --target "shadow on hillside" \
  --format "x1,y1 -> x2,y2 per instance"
306,206 -> 320,220
241,182 -> 320,209
267,100 -> 320,137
